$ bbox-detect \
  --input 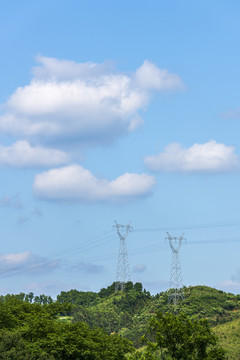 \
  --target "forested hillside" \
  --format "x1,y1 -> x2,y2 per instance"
0,283 -> 239,359
57,282 -> 240,358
